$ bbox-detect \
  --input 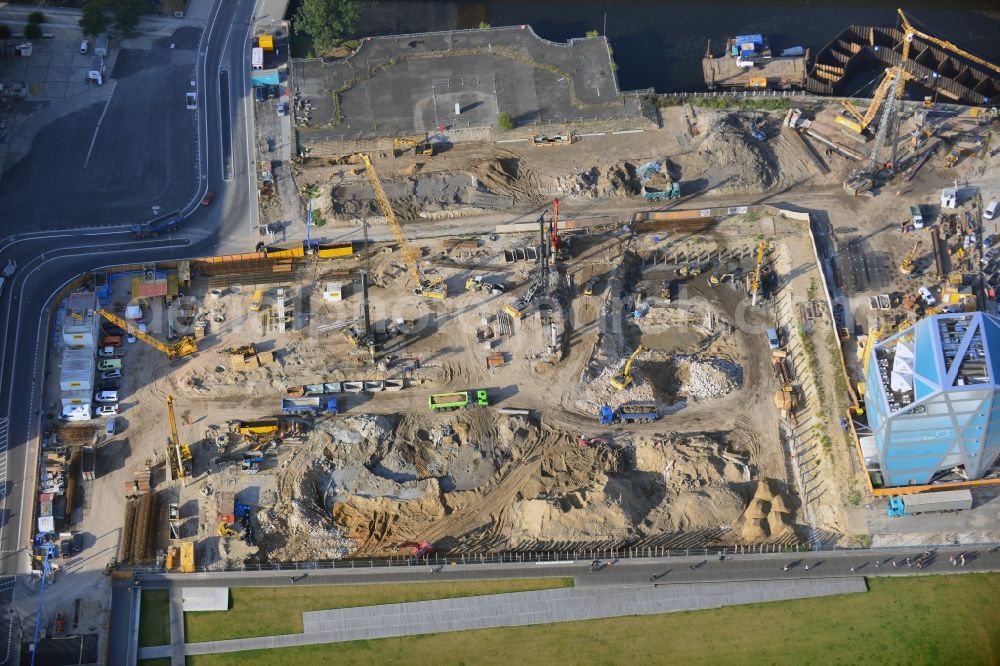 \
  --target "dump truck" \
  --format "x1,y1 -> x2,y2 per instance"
281,396 -> 338,415
599,403 -> 658,425
131,211 -> 185,239
887,489 -> 973,517
428,390 -> 489,411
